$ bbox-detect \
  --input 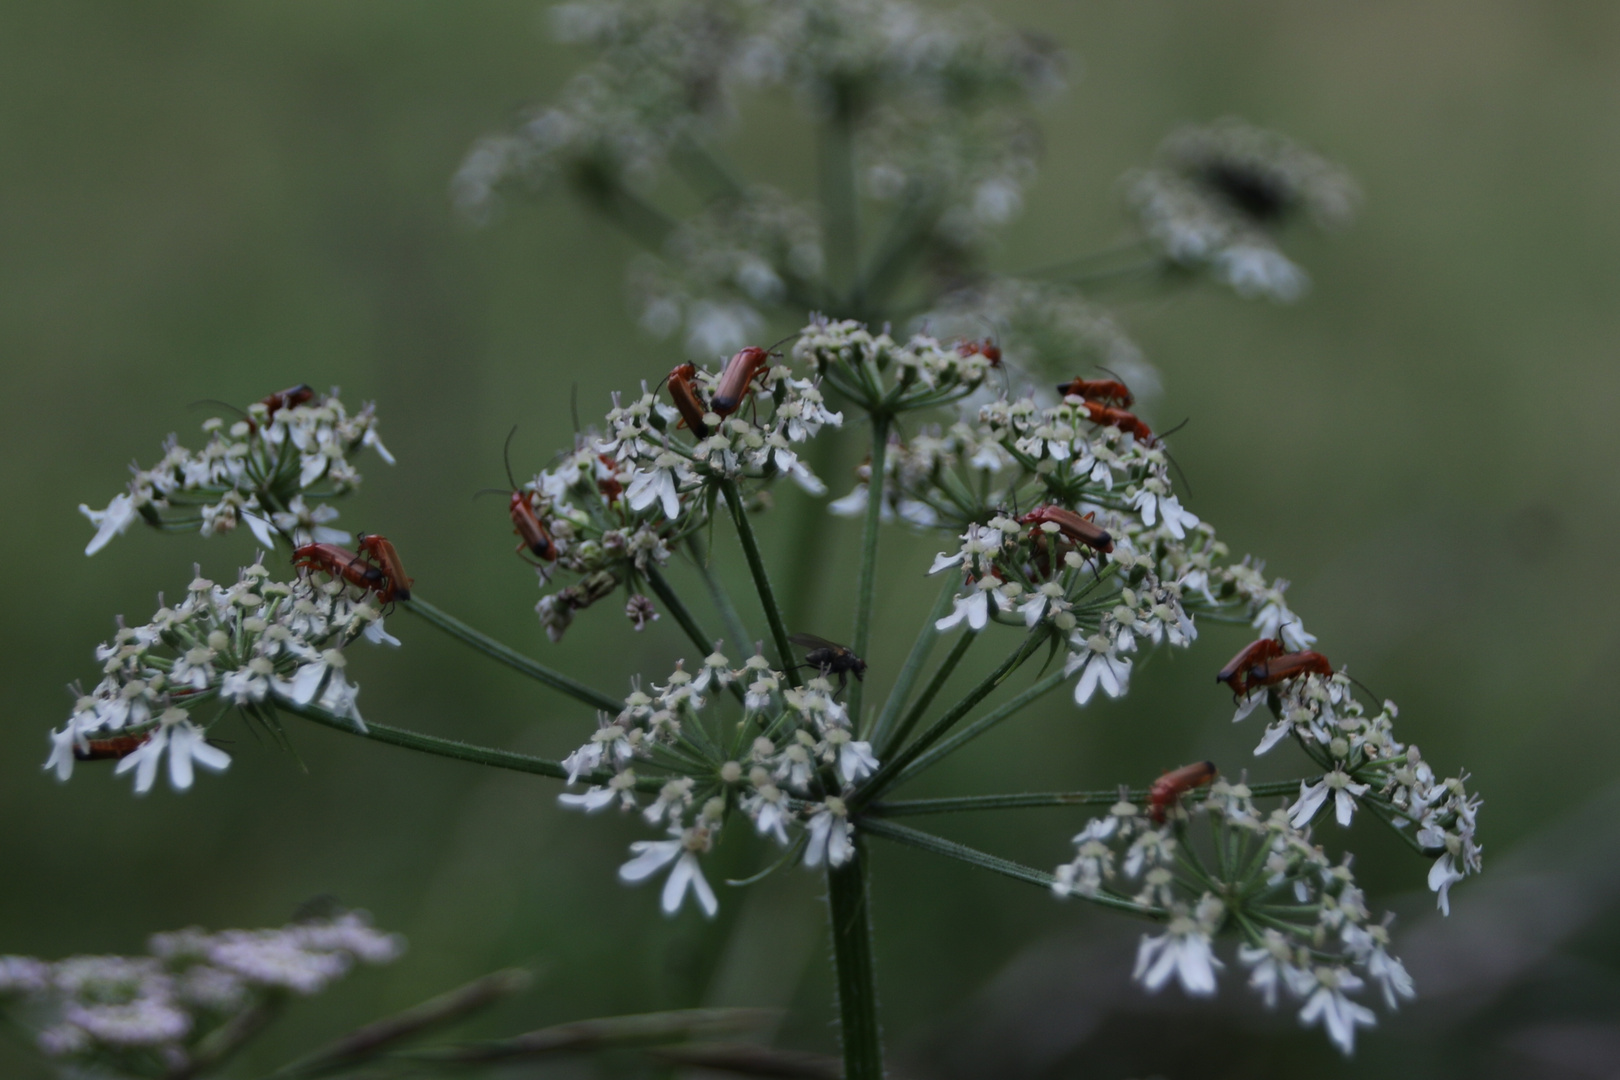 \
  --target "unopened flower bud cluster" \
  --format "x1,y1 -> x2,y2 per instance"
792,315 -> 993,414
0,913 -> 402,1069
558,650 -> 877,917
45,557 -> 398,794
78,390 -> 393,556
